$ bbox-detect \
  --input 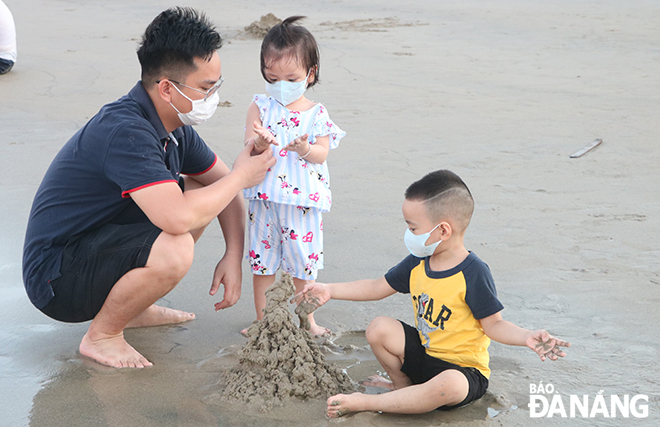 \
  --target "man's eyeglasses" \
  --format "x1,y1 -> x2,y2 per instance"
160,77 -> 224,102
